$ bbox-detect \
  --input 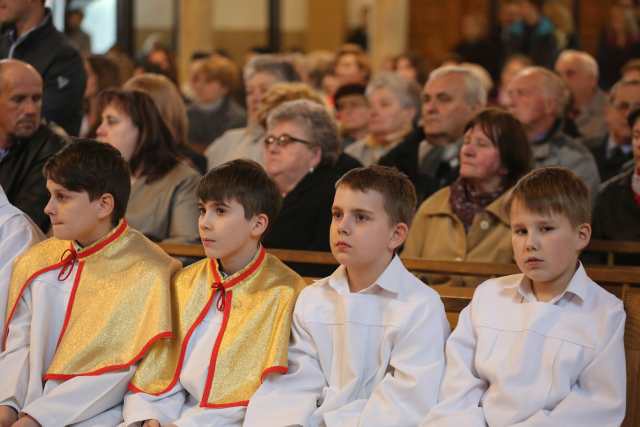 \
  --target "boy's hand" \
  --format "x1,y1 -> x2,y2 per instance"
0,405 -> 17,427
142,420 -> 161,427
11,413 -> 40,427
